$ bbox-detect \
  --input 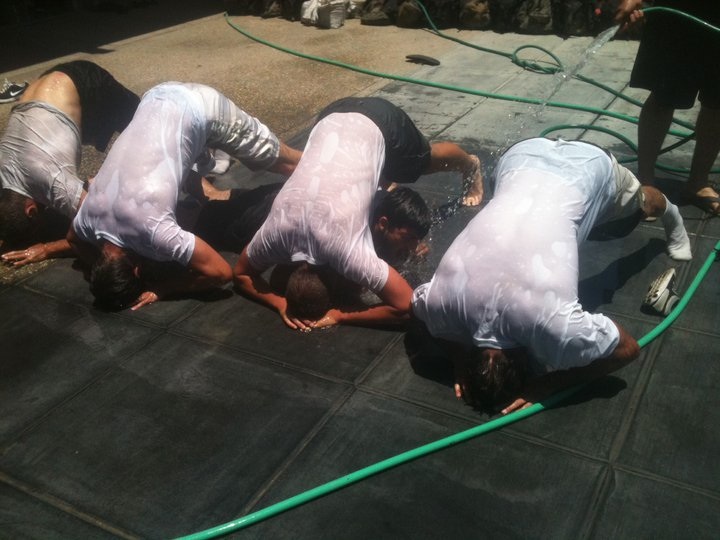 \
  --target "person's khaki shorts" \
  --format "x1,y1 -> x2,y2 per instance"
610,154 -> 645,220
